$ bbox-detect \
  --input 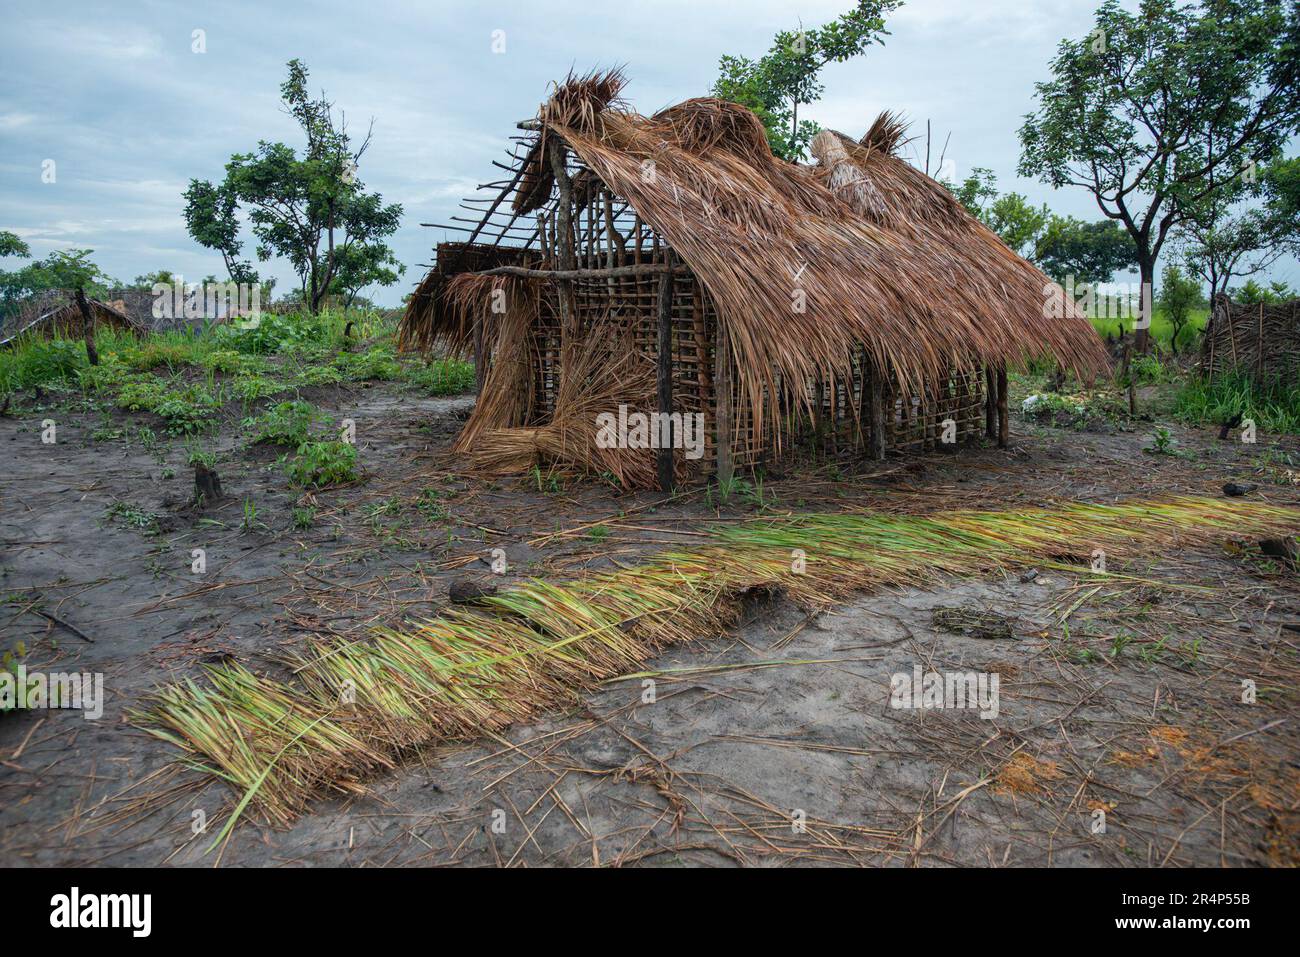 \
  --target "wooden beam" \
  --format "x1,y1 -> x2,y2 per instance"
868,356 -> 886,461
470,263 -> 684,281
74,287 -> 99,366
